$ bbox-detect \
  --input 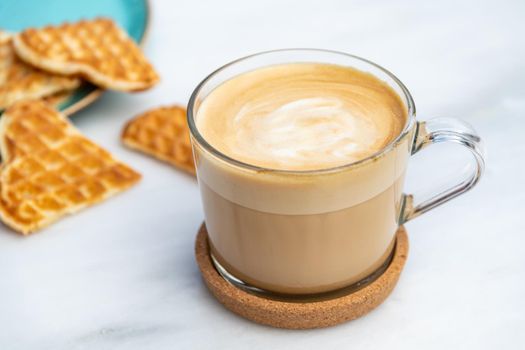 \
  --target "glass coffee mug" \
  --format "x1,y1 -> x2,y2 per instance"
188,49 -> 485,297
